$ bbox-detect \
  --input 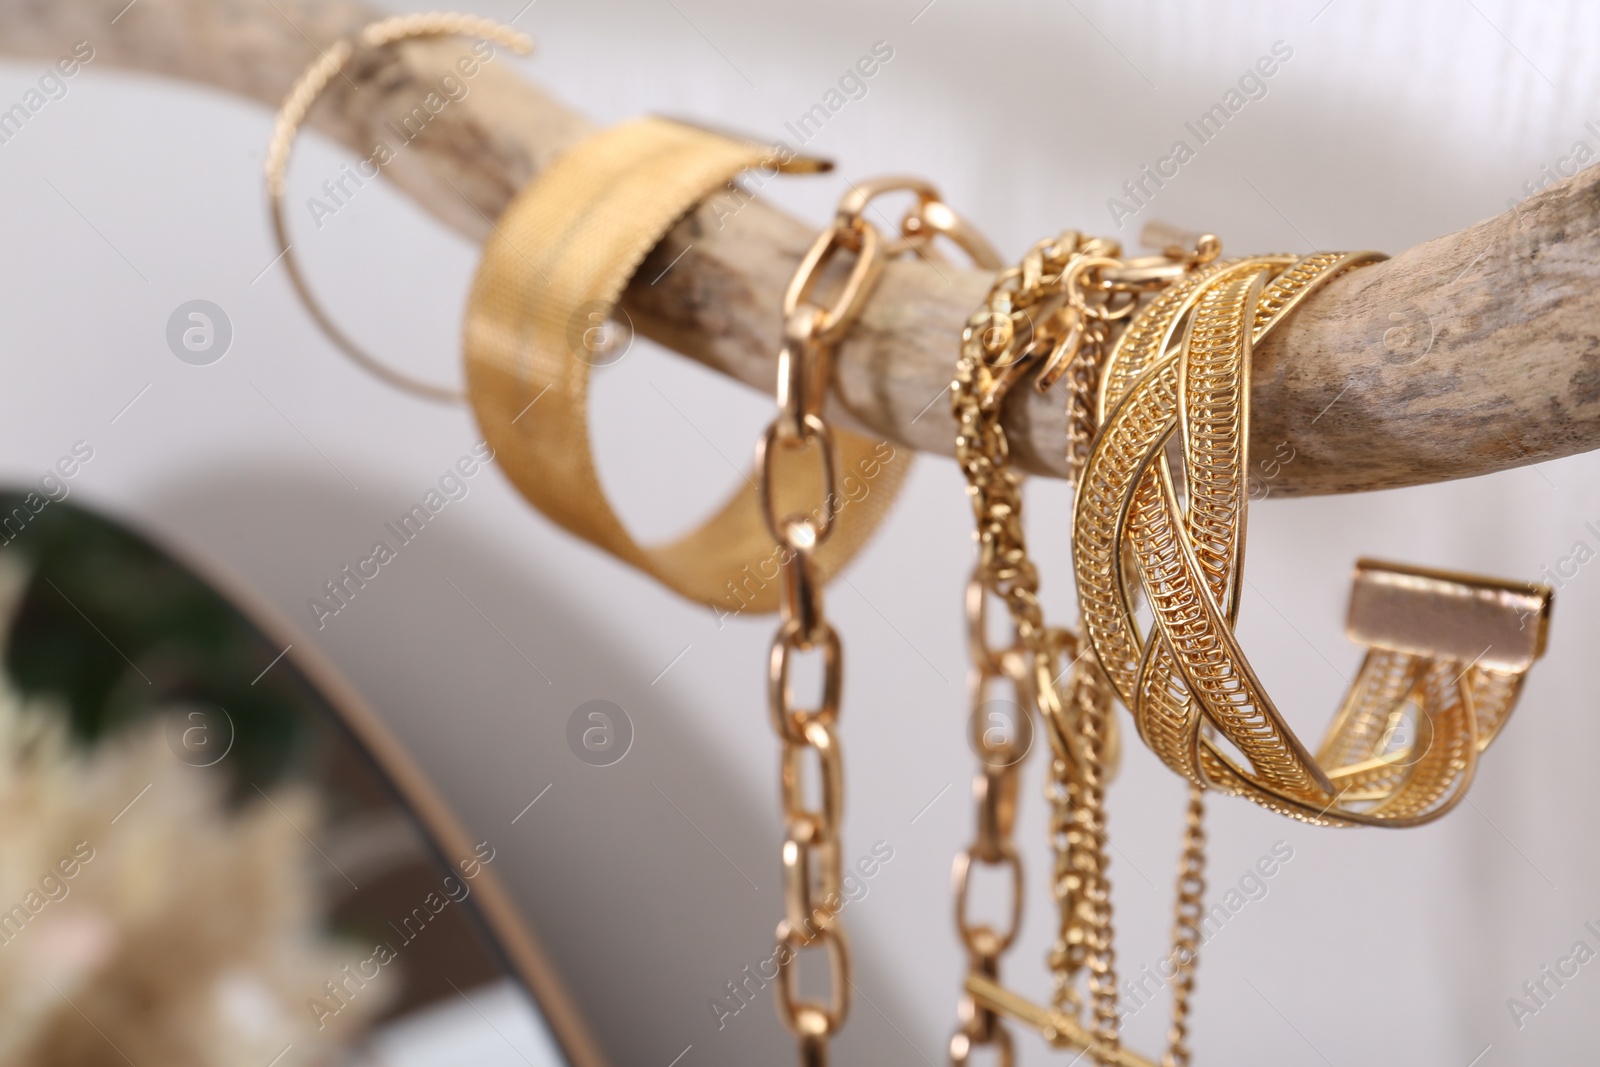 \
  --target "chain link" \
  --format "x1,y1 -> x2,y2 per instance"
949,600 -> 1030,1067
763,179 -> 997,1066
951,231 -> 1124,1065
951,229 -> 1218,1066
1163,785 -> 1207,1067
